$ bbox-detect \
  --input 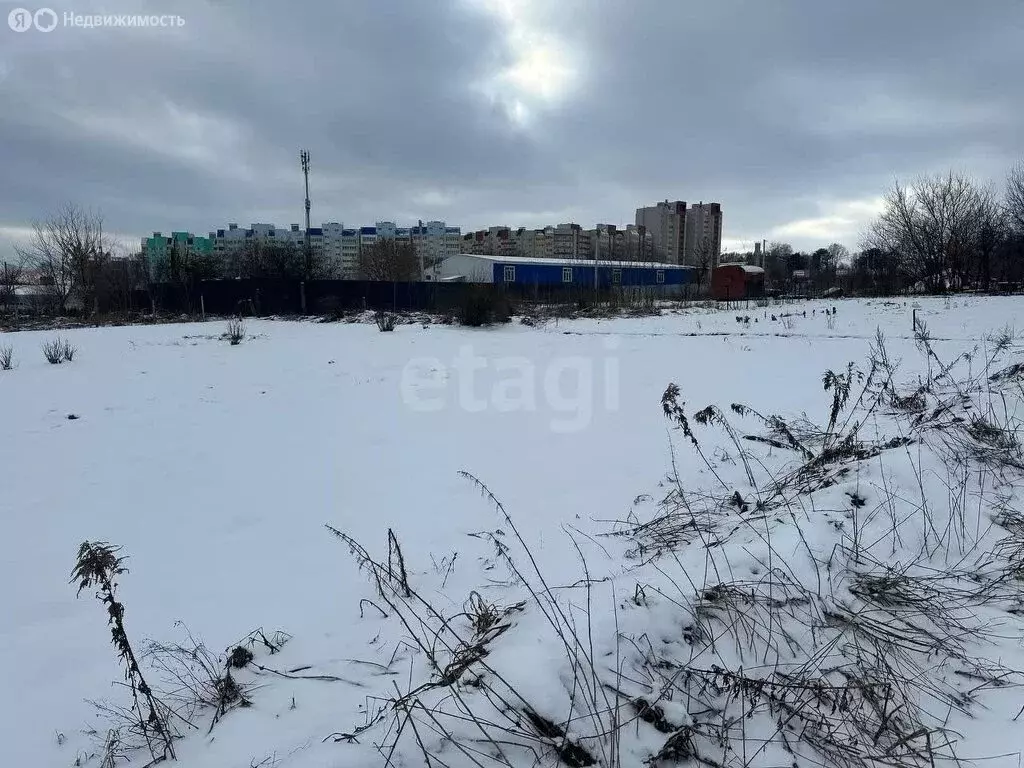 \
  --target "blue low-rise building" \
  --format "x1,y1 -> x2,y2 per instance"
435,254 -> 693,289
